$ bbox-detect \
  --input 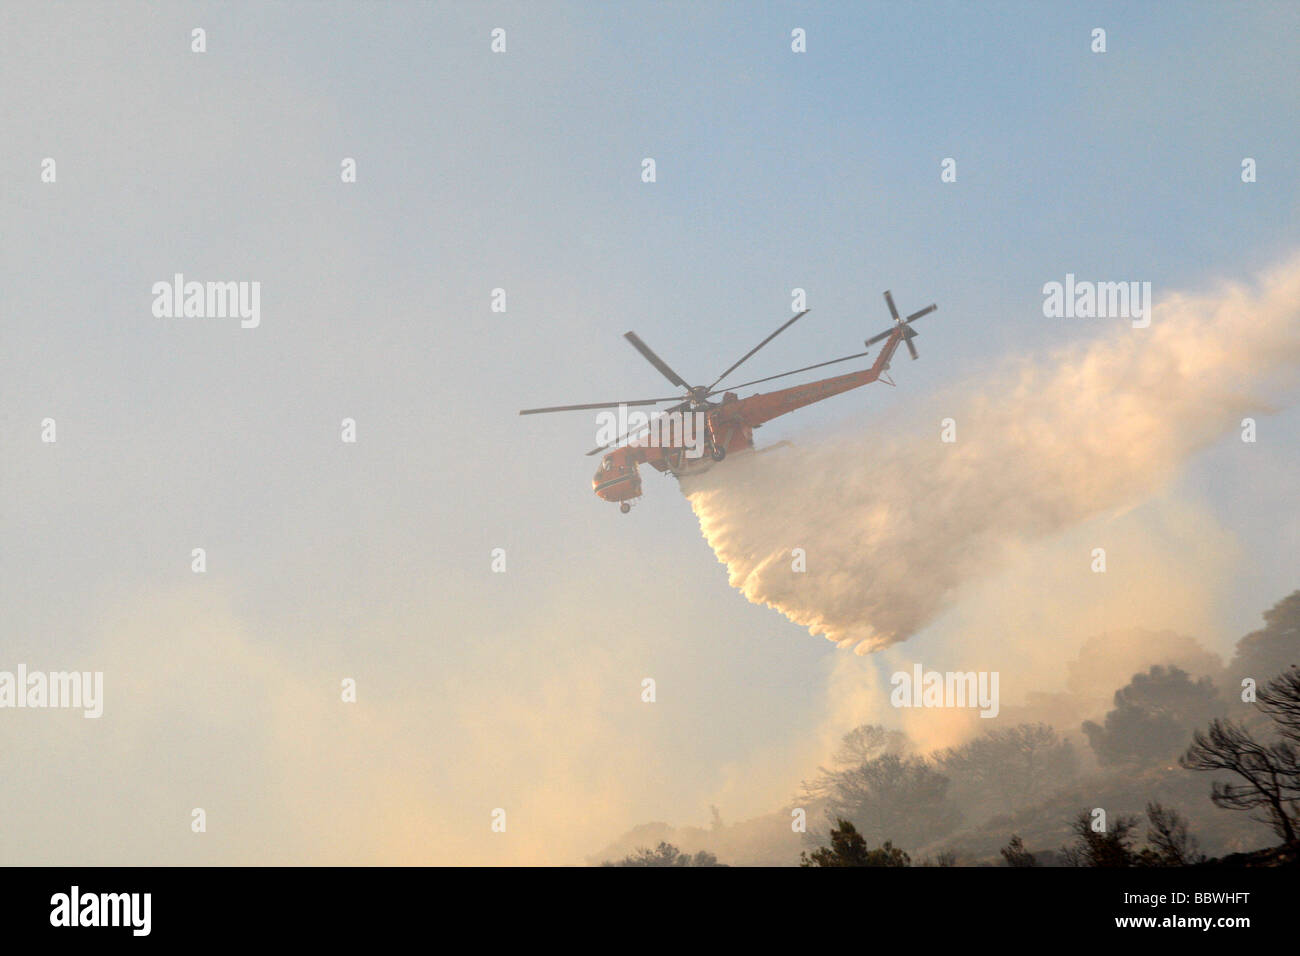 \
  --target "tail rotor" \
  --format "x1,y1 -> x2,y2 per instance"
865,290 -> 937,360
